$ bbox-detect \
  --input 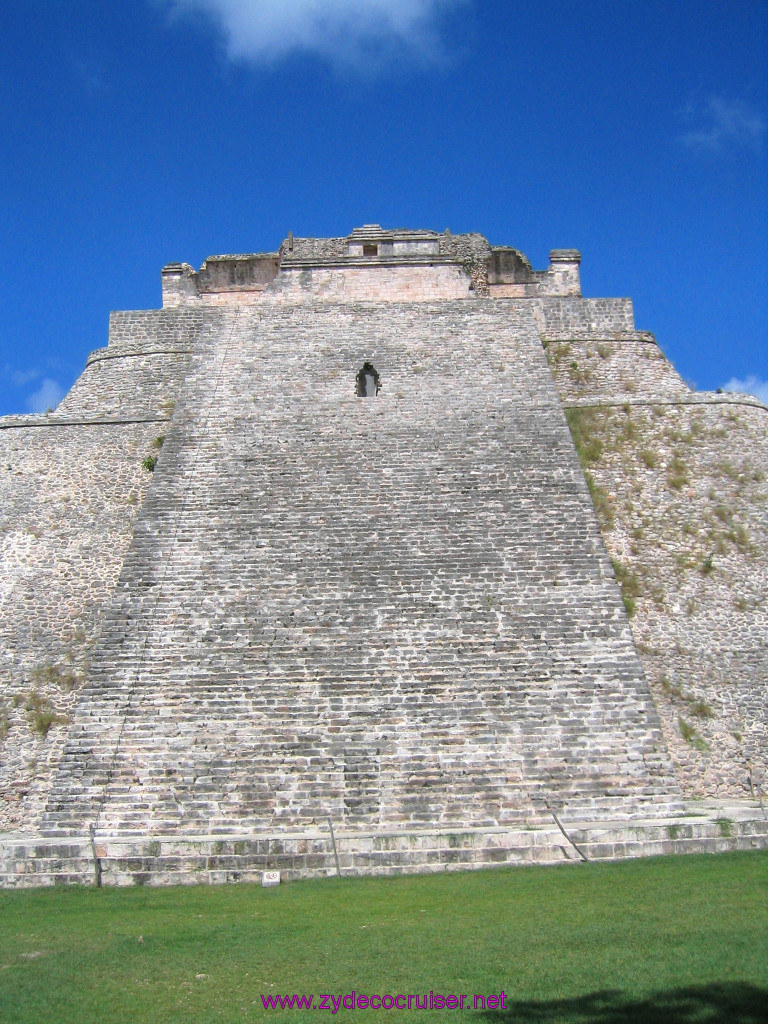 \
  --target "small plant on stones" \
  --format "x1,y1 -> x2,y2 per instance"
586,473 -> 614,530
661,674 -> 683,699
678,716 -> 709,752
545,341 -> 572,366
565,408 -> 604,465
715,817 -> 733,838
612,559 -> 640,617
142,436 -> 165,471
667,453 -> 690,490
31,663 -> 80,691
678,716 -> 695,741
25,691 -> 70,738
568,361 -> 591,385
690,701 -> 714,719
